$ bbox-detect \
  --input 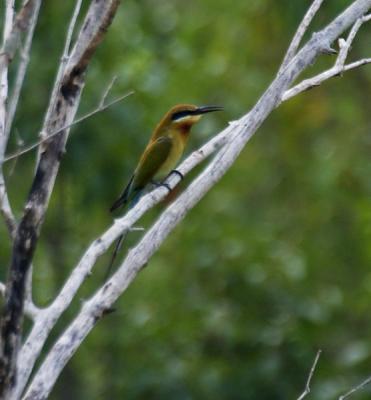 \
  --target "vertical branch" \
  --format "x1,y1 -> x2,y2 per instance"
0,180 -> 16,238
3,1 -> 15,41
0,1 -> 121,398
38,0 -> 83,150
5,0 -> 42,139
0,0 -> 15,158
279,0 -> 325,73
0,1 -> 17,240
297,350 -> 322,400
0,0 -> 44,239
